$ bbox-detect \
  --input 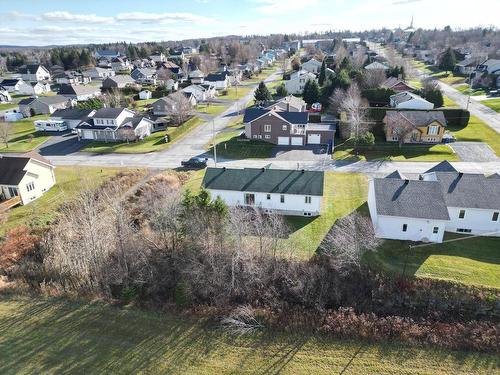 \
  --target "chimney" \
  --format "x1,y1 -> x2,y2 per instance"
404,179 -> 409,185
